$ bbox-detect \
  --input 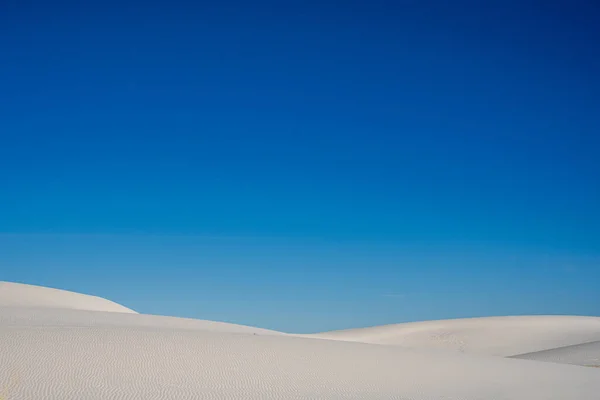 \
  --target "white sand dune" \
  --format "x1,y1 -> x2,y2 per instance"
0,281 -> 136,314
1,281 -> 599,399
2,323 -> 600,399
309,315 -> 600,356
512,340 -> 600,367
